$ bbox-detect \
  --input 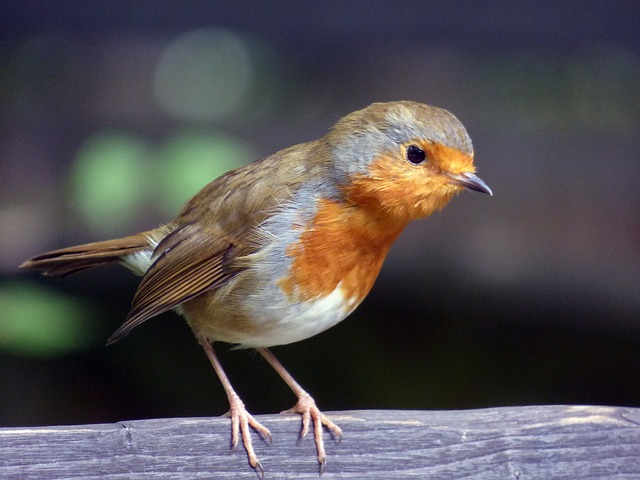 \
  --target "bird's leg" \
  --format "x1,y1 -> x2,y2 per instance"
257,347 -> 342,474
199,339 -> 272,478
